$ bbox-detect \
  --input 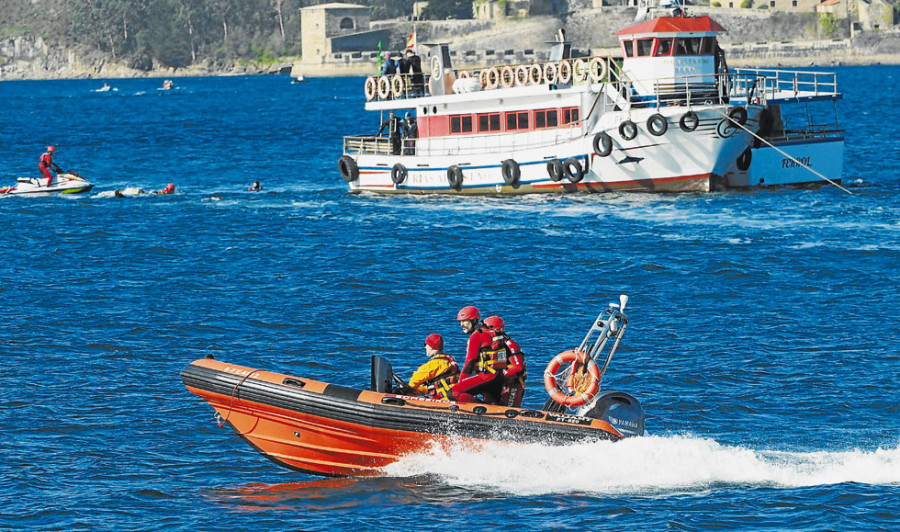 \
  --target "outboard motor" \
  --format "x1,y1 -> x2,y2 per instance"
577,390 -> 645,437
371,355 -> 394,392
